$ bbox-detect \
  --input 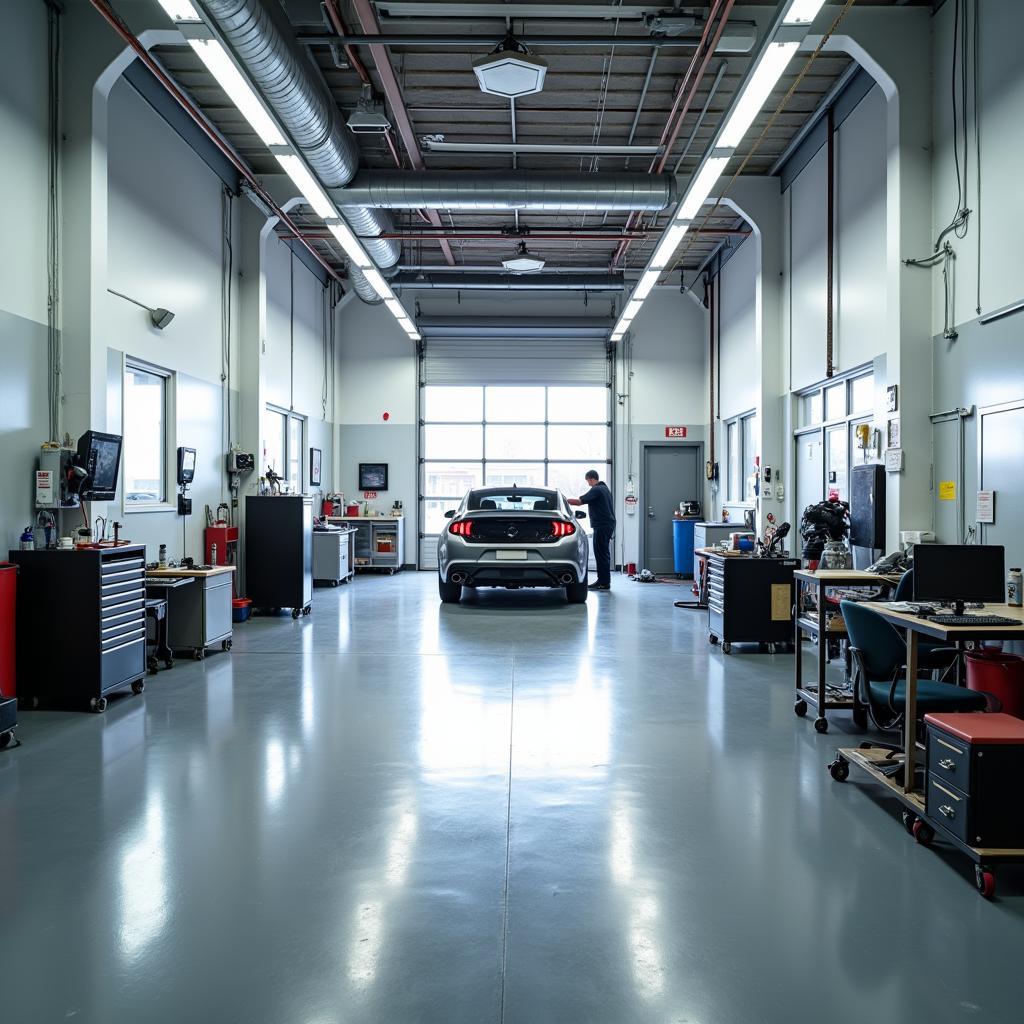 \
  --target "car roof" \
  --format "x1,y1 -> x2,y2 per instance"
469,487 -> 559,498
